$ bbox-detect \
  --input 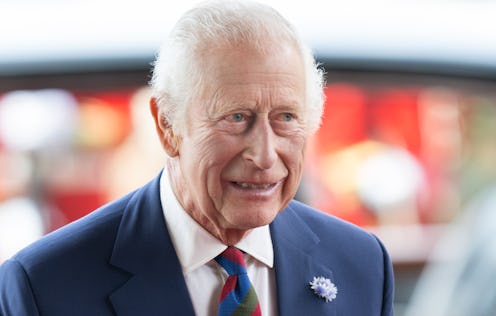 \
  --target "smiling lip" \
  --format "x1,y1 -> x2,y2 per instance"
234,182 -> 276,190
228,180 -> 282,200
